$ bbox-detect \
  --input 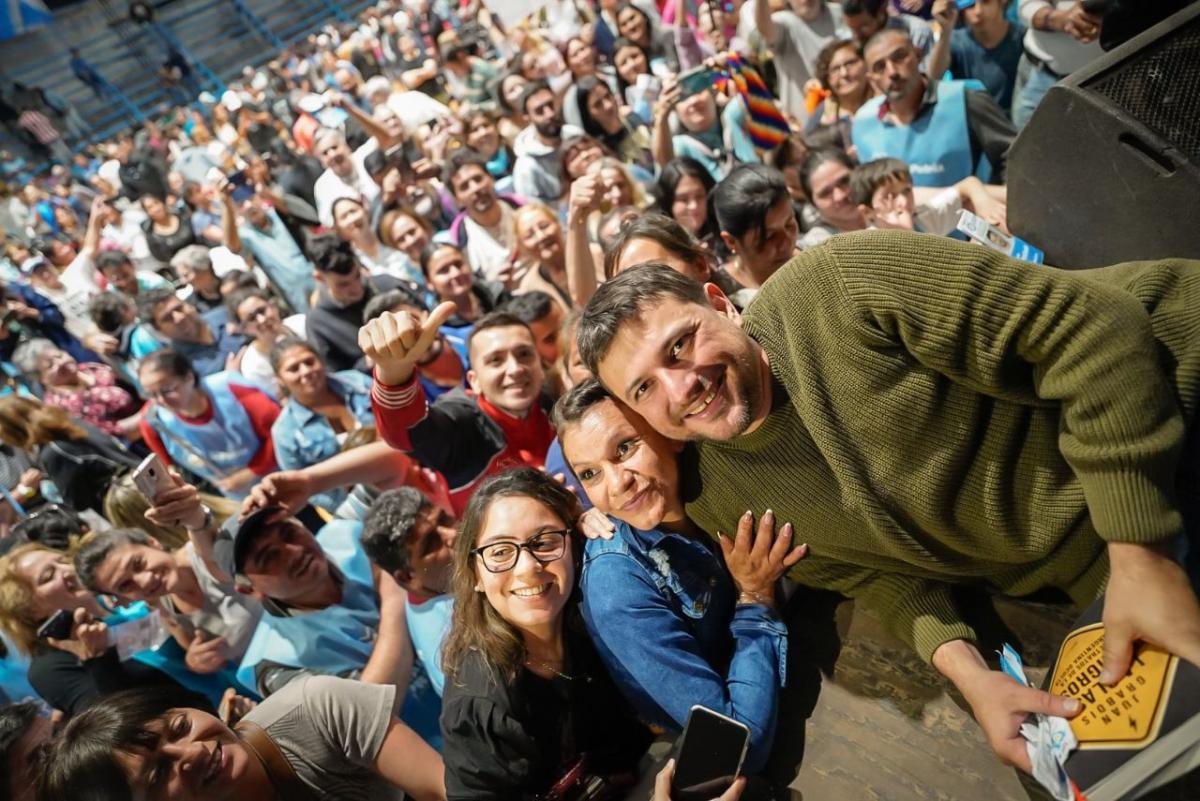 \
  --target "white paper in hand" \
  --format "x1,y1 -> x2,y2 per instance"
999,643 -> 1078,801
109,610 -> 170,661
